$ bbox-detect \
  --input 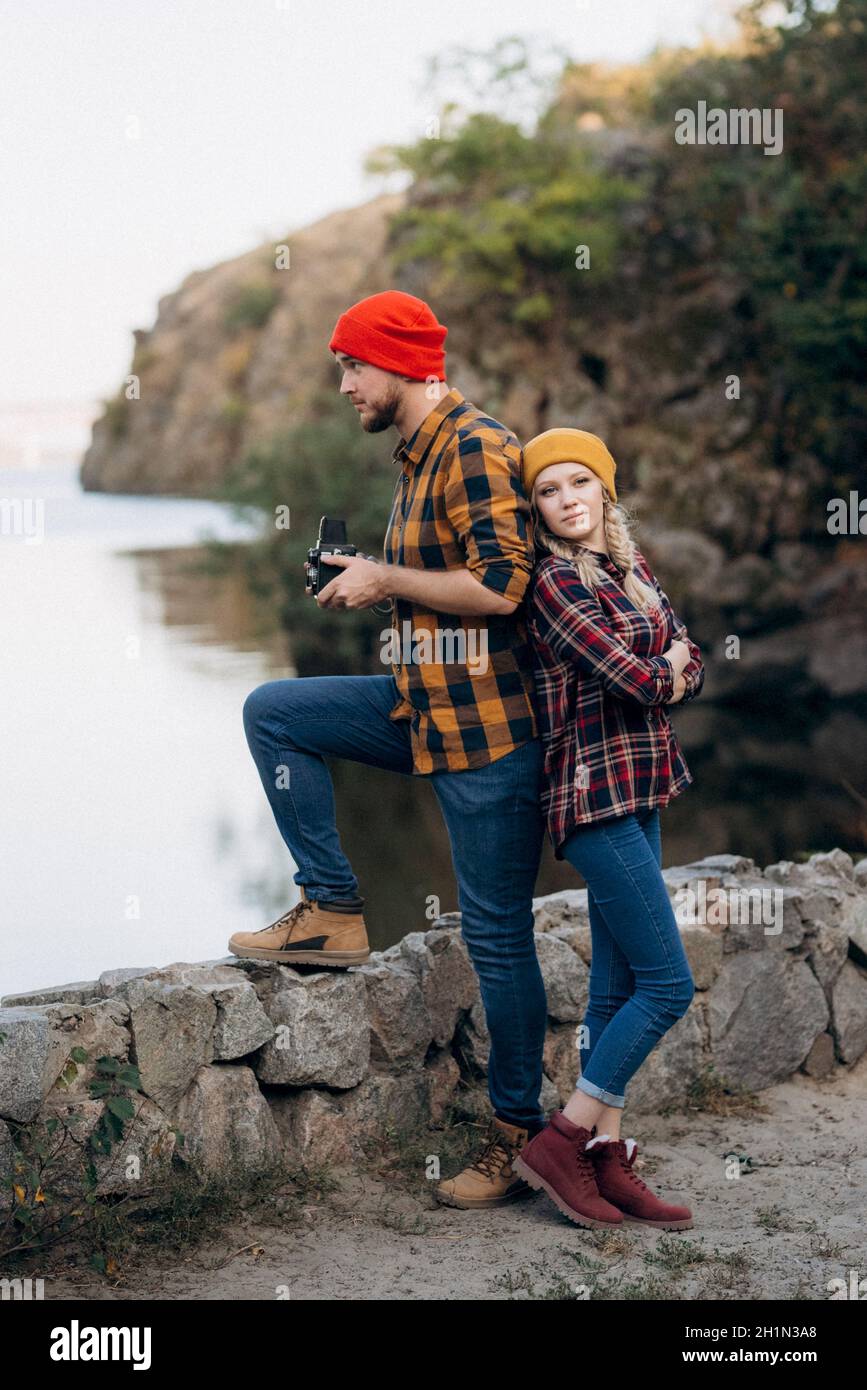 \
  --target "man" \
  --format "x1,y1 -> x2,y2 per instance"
231,290 -> 548,1207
